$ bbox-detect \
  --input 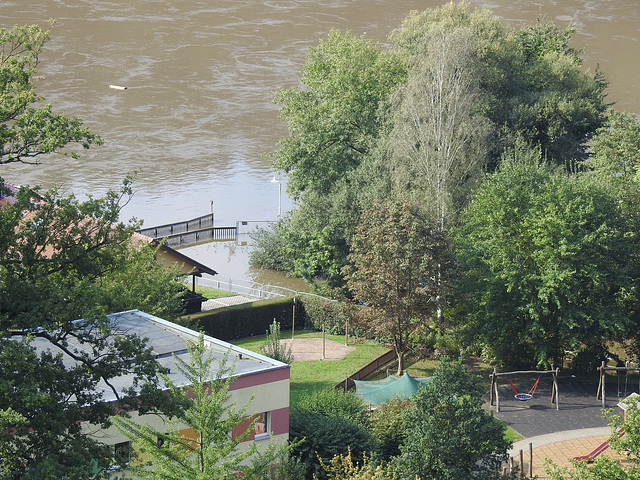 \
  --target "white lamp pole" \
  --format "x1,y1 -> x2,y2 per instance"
271,175 -> 282,219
